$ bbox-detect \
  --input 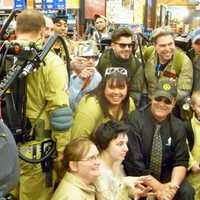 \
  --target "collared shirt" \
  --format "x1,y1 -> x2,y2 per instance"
51,172 -> 96,200
123,106 -> 189,182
